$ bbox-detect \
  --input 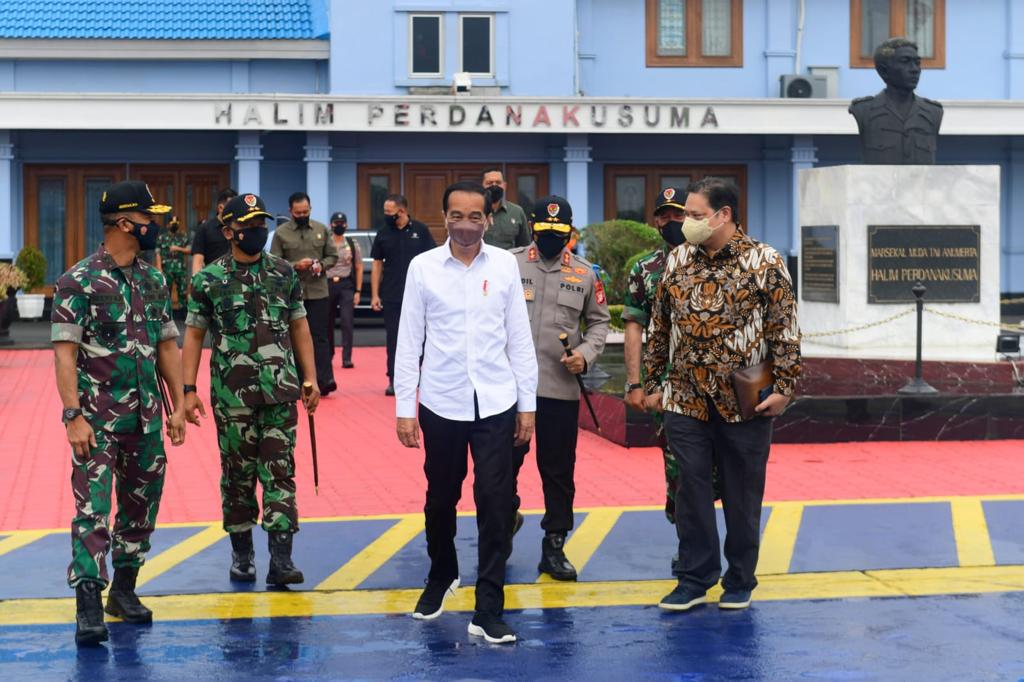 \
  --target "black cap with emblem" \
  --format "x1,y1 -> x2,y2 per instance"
653,186 -> 687,214
330,212 -> 347,225
99,180 -> 172,215
529,195 -> 573,226
220,193 -> 273,225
